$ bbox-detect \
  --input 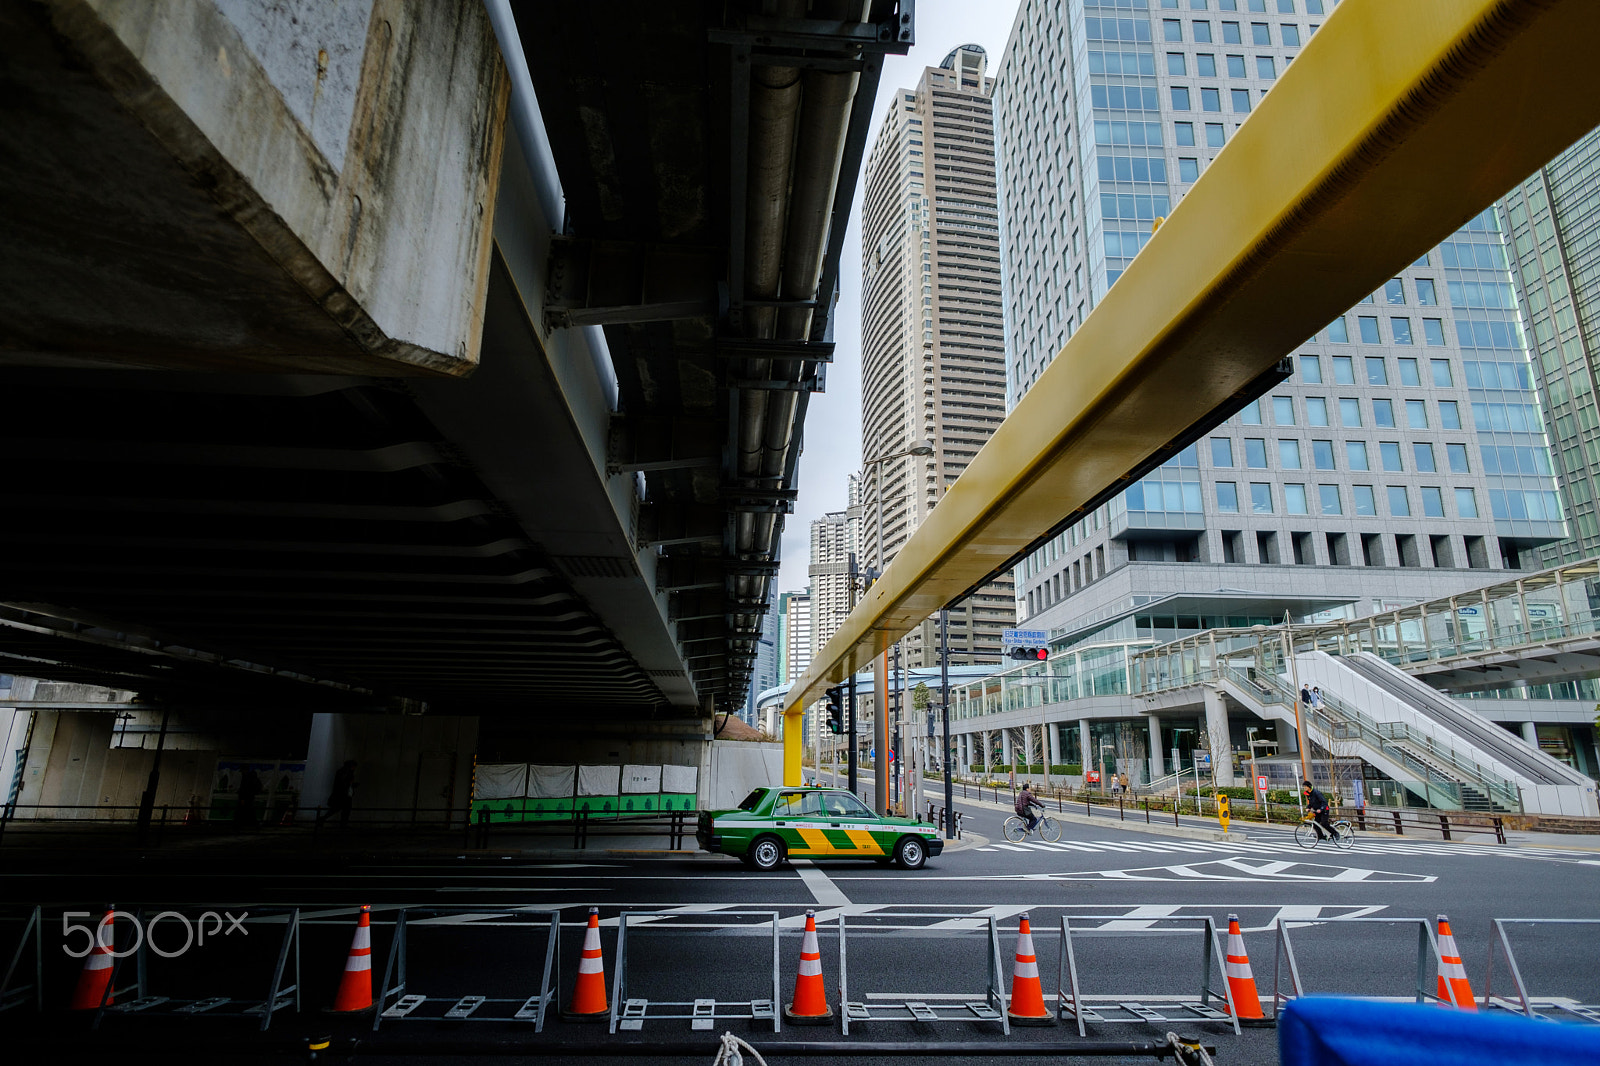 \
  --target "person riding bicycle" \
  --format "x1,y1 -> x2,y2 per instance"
1014,783 -> 1043,832
1301,780 -> 1340,842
